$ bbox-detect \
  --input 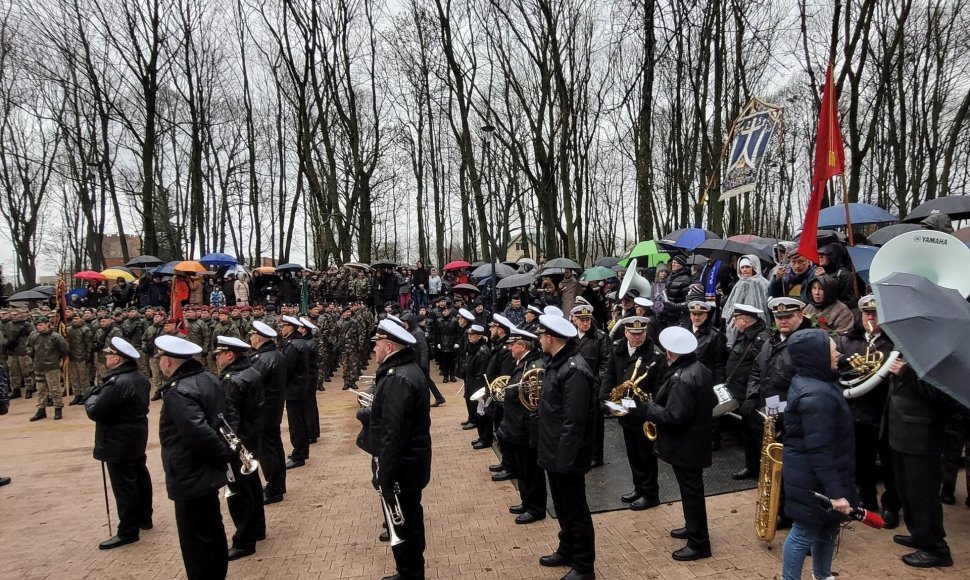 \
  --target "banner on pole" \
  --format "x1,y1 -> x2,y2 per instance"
719,99 -> 783,201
